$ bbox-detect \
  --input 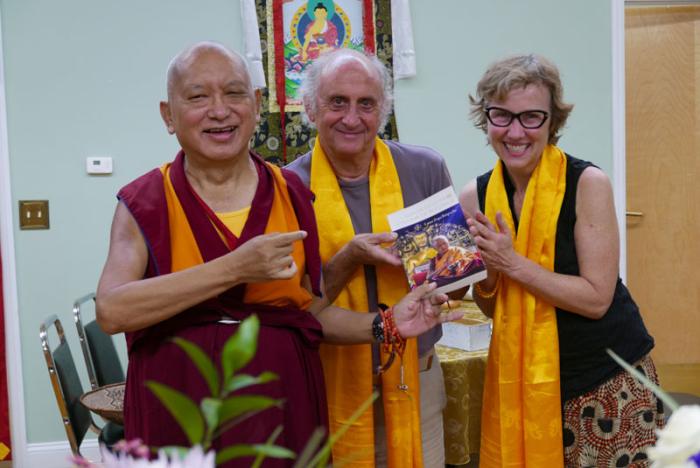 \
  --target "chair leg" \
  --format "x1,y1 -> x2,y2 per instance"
98,422 -> 124,453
